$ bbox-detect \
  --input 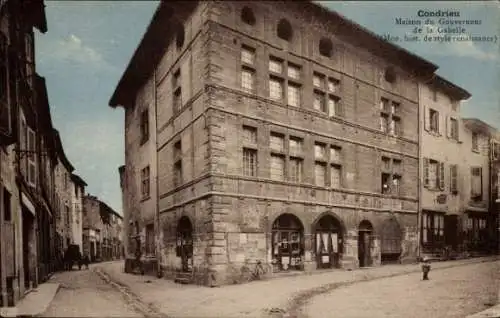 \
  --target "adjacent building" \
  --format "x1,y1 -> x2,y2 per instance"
418,75 -> 471,257
0,0 -> 49,306
110,1 -> 442,286
461,118 -> 496,254
82,195 -> 123,262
